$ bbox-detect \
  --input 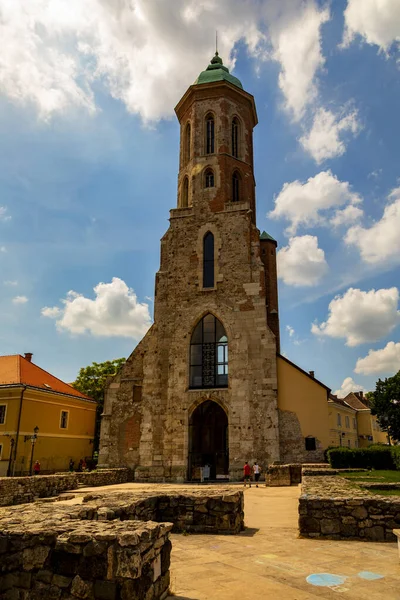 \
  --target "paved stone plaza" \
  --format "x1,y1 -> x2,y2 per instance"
68,482 -> 400,599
